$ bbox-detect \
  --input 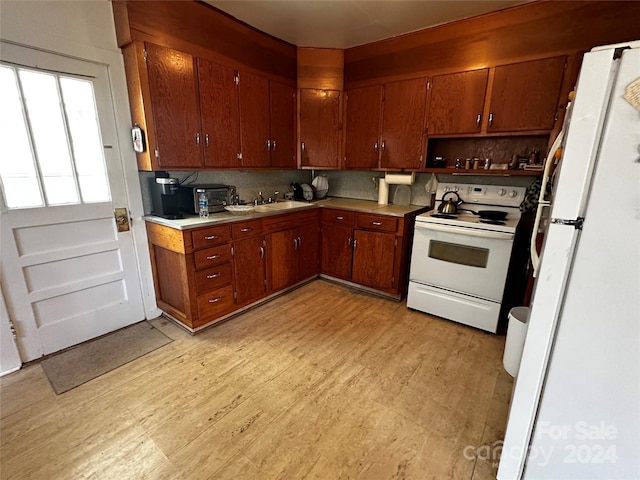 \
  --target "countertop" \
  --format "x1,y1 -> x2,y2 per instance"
144,197 -> 430,230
